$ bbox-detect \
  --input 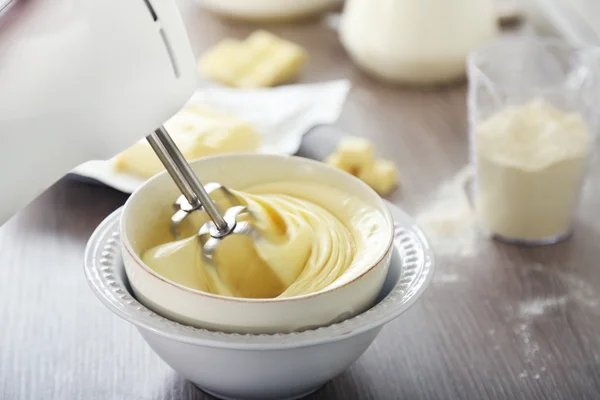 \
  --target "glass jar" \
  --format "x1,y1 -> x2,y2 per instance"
467,38 -> 599,245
